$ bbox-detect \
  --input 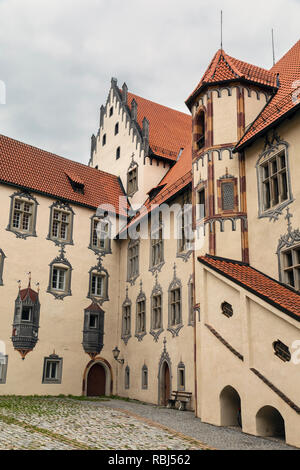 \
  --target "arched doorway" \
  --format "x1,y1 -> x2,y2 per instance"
161,362 -> 171,406
256,406 -> 285,440
220,385 -> 242,427
87,363 -> 106,396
